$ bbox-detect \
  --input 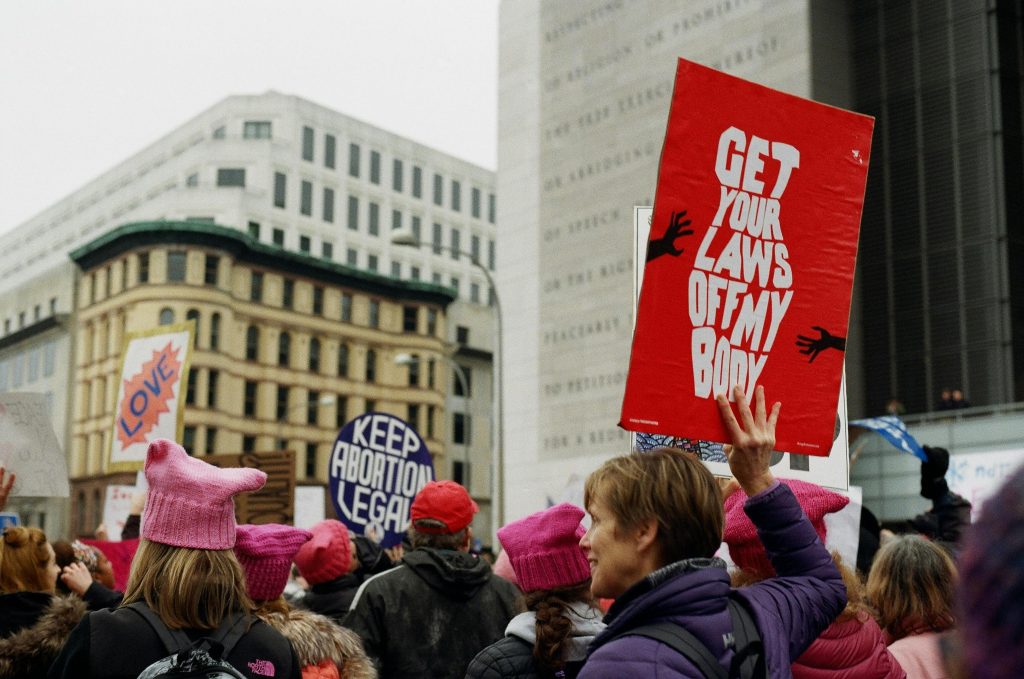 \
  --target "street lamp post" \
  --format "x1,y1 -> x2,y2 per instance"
391,228 -> 504,540
394,352 -> 471,482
